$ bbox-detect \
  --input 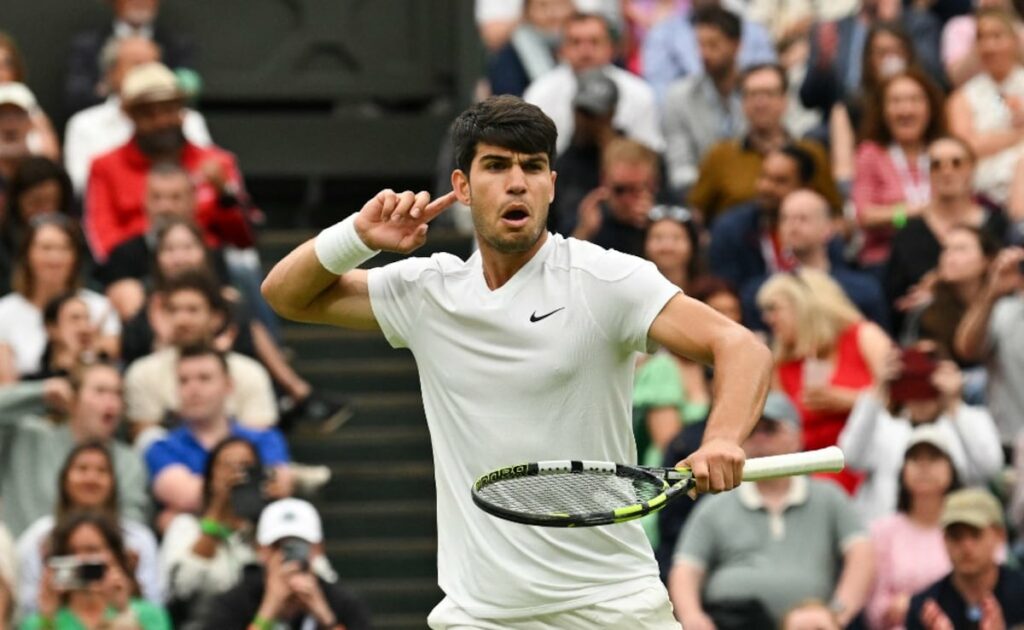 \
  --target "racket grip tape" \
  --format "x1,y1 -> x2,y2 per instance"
742,446 -> 845,481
